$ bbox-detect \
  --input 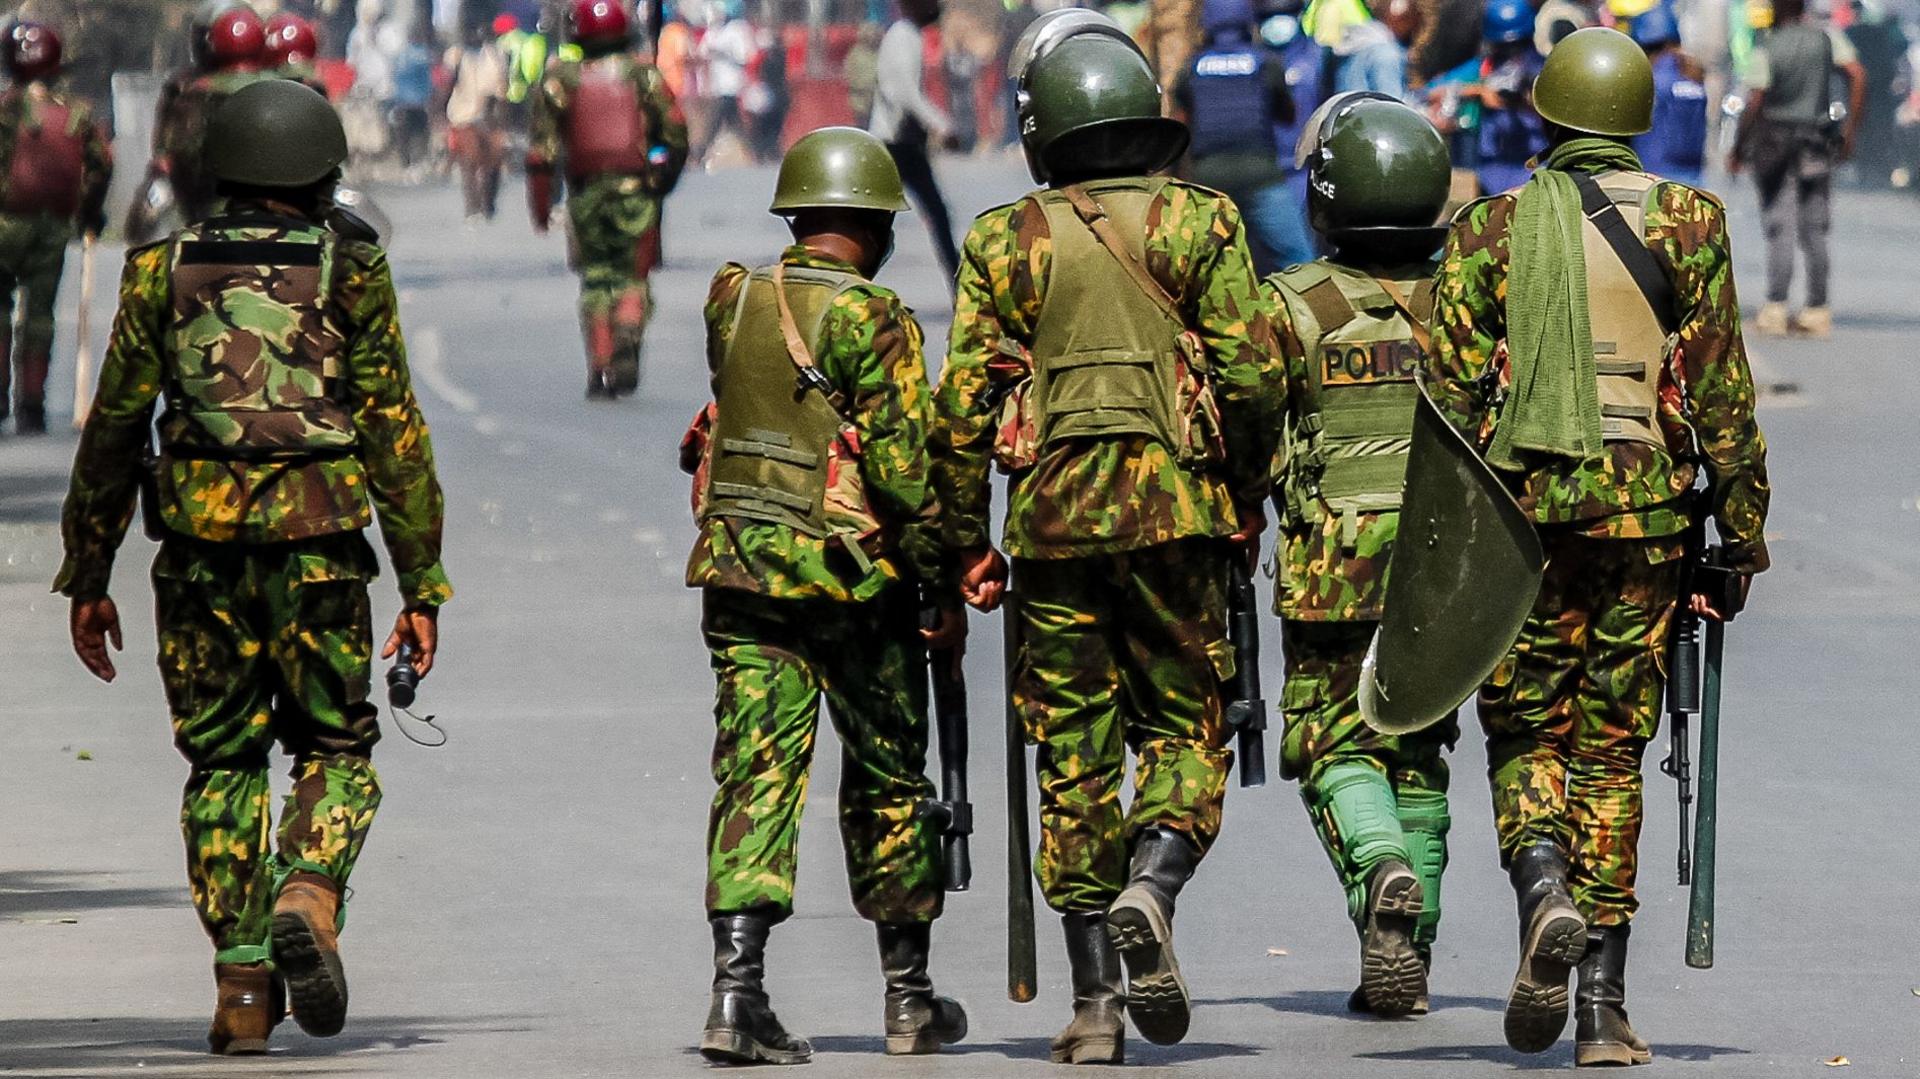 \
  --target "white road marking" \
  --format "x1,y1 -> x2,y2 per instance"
412,325 -> 481,415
